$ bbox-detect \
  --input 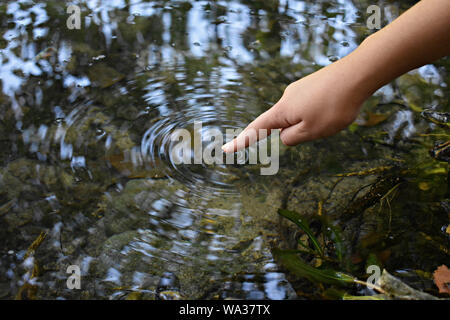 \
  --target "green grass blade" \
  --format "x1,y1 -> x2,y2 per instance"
278,209 -> 324,256
273,249 -> 355,285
